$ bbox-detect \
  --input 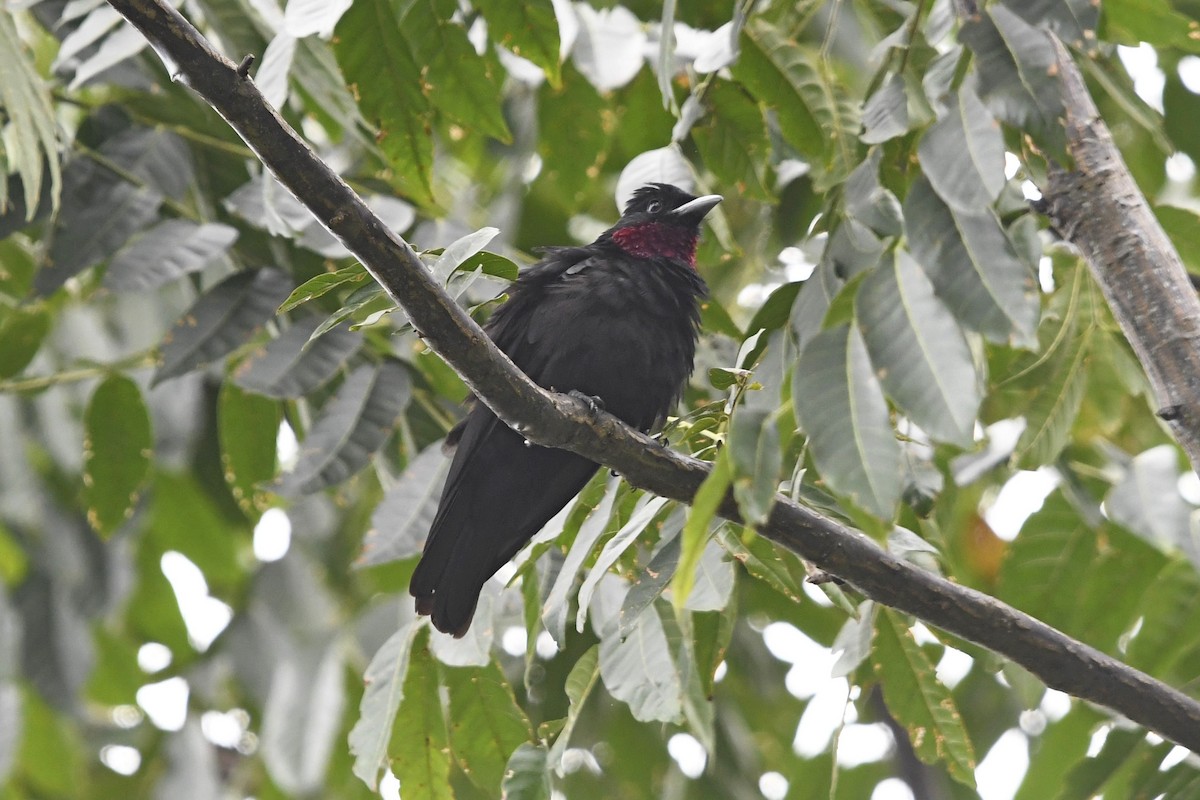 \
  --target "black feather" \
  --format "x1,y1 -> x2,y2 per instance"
408,184 -> 717,636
